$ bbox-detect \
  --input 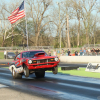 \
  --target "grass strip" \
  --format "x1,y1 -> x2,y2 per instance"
57,67 -> 100,78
